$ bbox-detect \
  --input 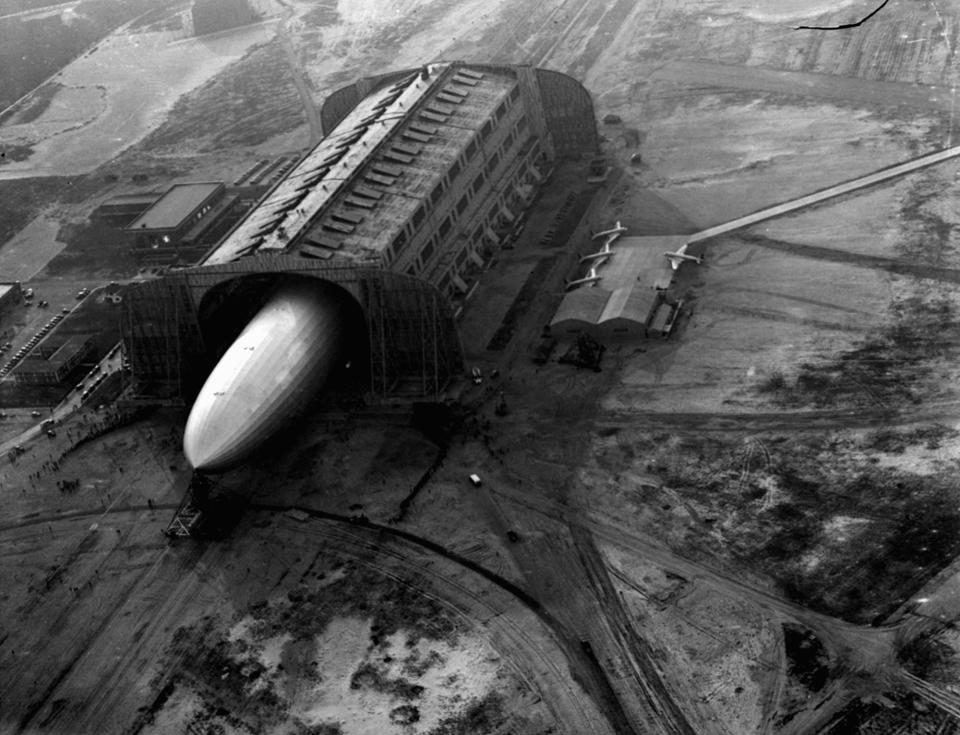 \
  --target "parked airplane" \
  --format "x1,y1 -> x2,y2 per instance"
579,238 -> 616,264
565,266 -> 602,290
591,221 -> 627,240
663,245 -> 702,270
